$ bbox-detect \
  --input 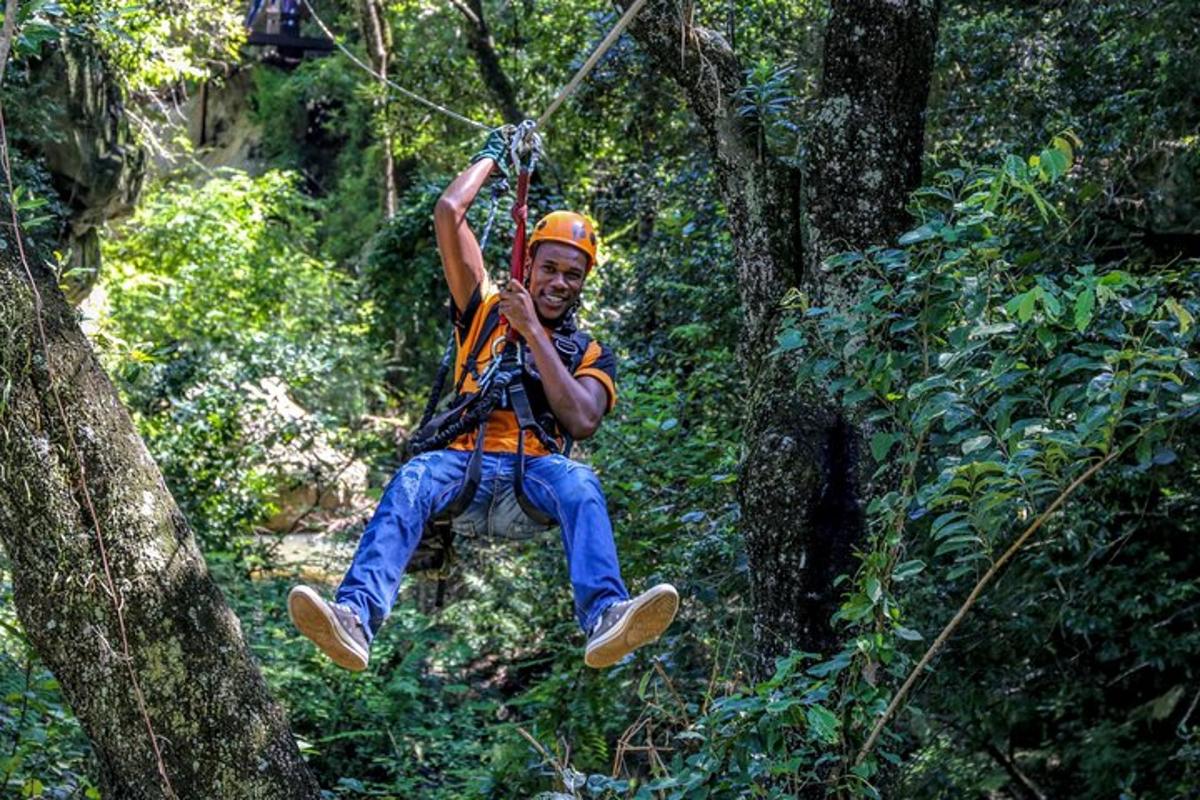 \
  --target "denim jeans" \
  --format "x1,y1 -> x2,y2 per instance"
335,450 -> 630,641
